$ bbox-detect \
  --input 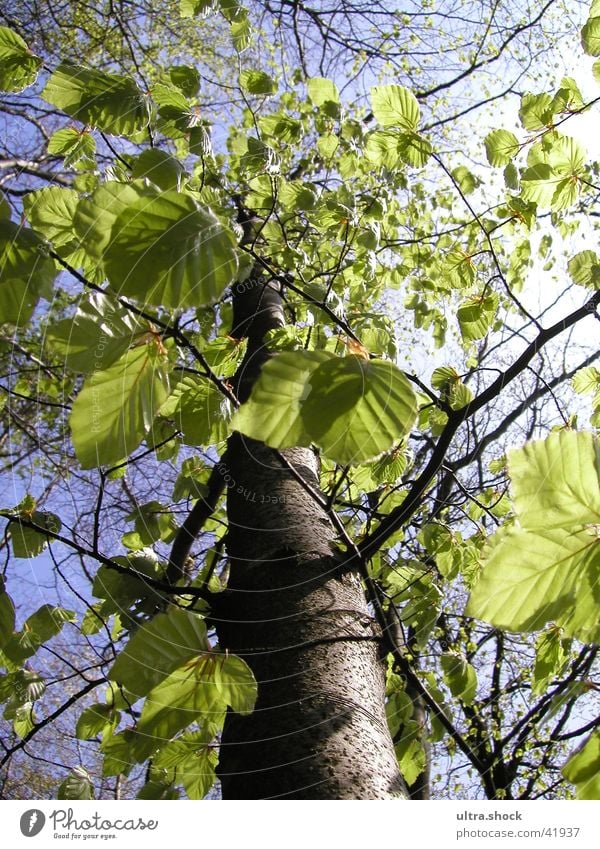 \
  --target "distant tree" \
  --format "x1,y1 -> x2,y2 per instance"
0,0 -> 598,800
